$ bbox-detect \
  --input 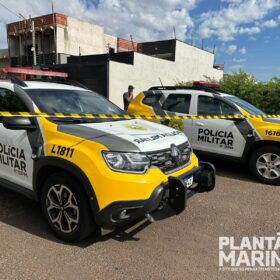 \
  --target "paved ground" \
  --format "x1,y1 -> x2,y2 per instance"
0,160 -> 280,280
